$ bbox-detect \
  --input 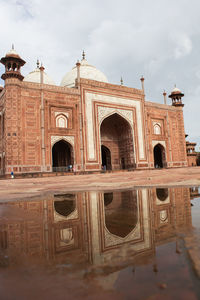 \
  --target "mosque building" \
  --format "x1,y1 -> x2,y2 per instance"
0,46 -> 190,175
